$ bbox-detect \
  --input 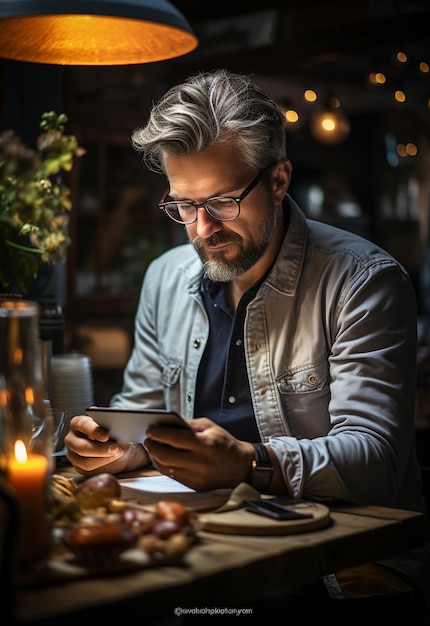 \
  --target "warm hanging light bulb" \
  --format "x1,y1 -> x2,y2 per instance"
396,143 -> 418,158
280,101 -> 301,130
367,57 -> 387,87
394,89 -> 407,103
285,108 -> 299,124
369,71 -> 386,85
304,89 -> 318,102
0,0 -> 198,65
310,98 -> 350,145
